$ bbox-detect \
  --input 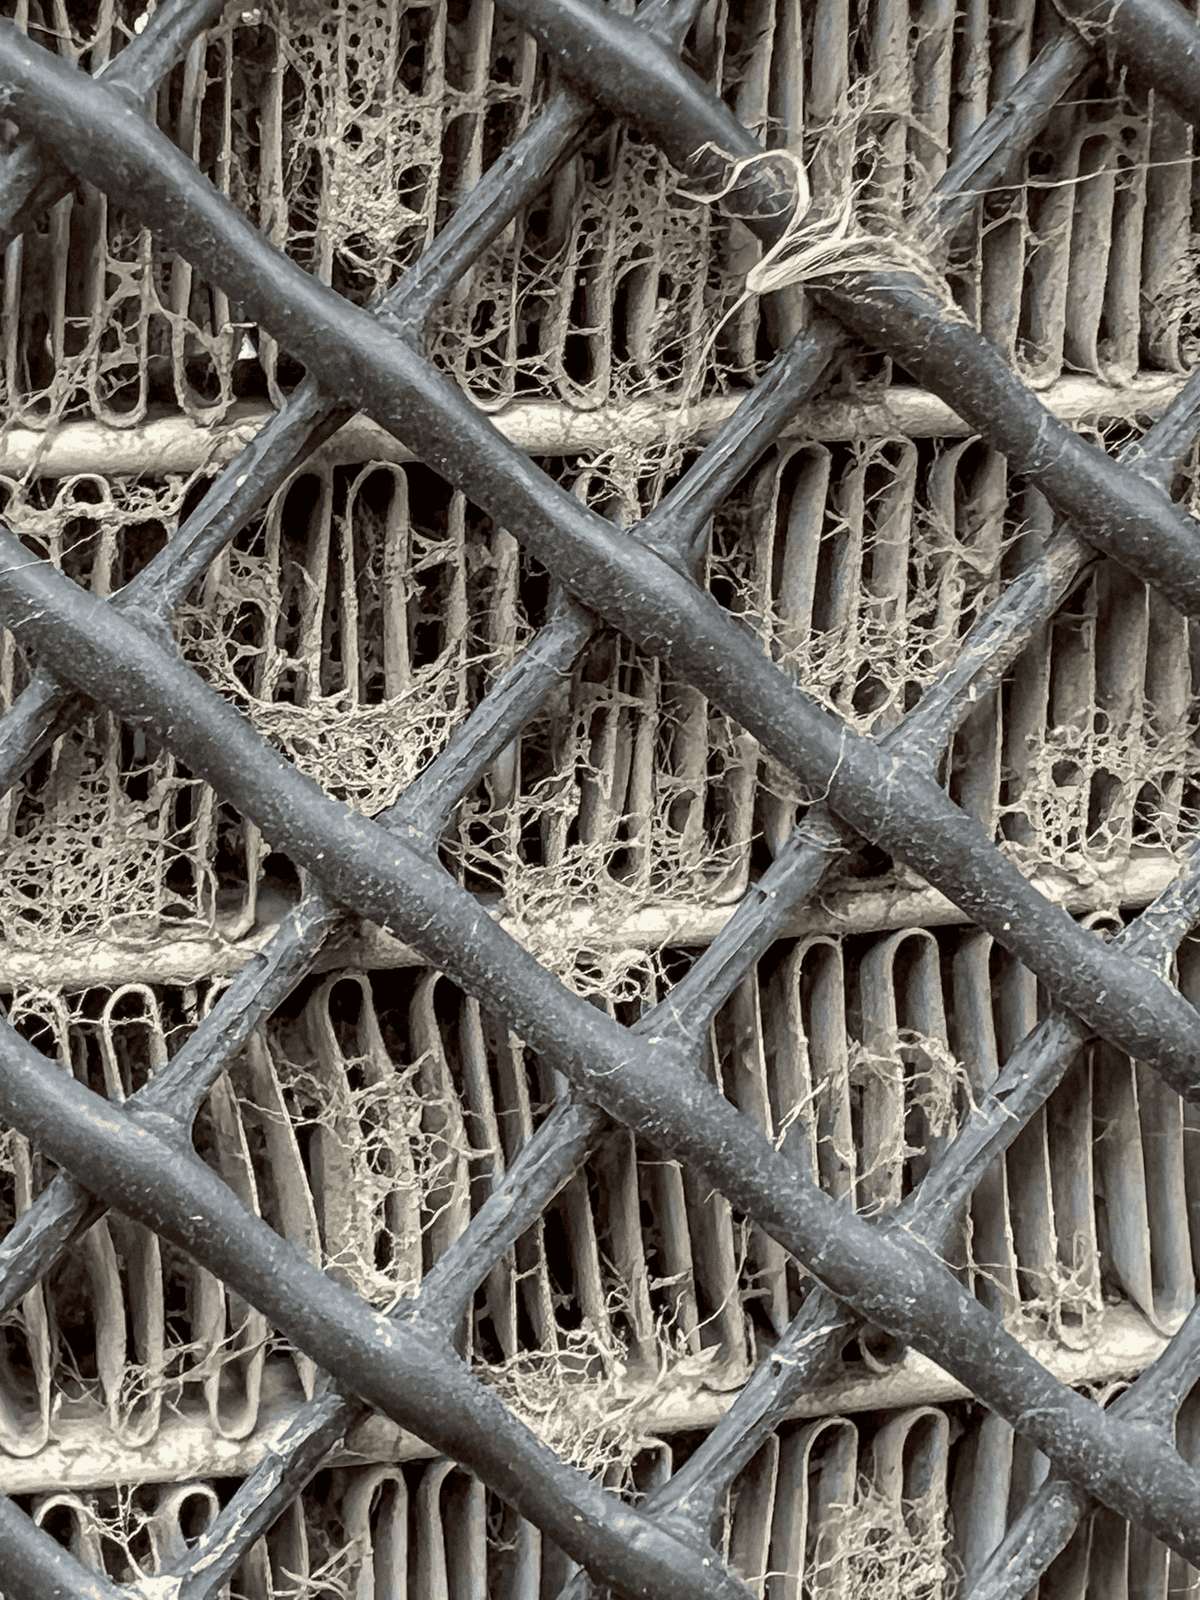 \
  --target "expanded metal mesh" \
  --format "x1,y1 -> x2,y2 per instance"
3,0 -> 1200,1596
